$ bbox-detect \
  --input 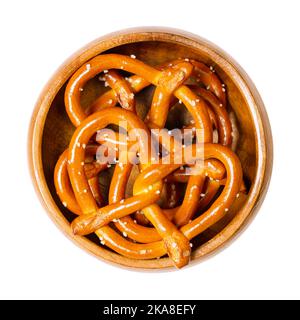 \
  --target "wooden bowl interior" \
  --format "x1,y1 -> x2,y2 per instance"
41,40 -> 257,266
